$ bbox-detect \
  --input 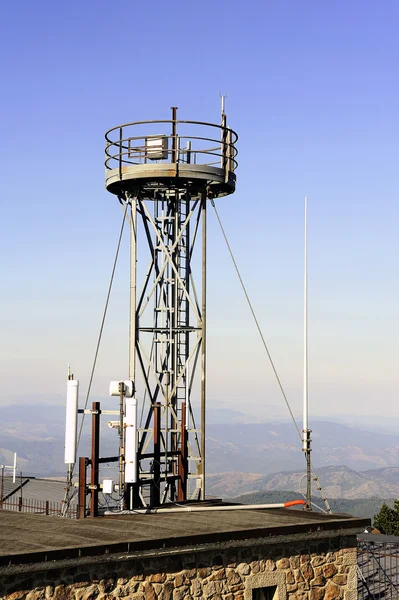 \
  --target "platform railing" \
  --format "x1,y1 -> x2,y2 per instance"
1,496 -> 78,519
105,120 -> 238,176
